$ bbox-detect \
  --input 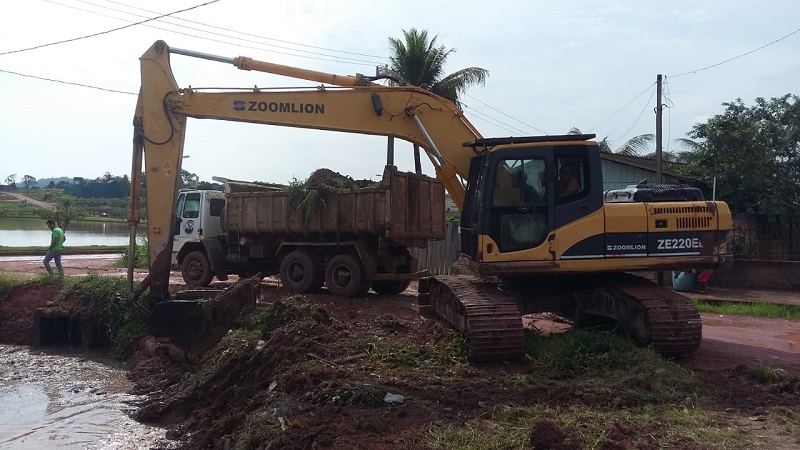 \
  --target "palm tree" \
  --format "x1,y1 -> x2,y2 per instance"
568,127 -> 660,156
386,29 -> 489,171
386,28 -> 488,108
